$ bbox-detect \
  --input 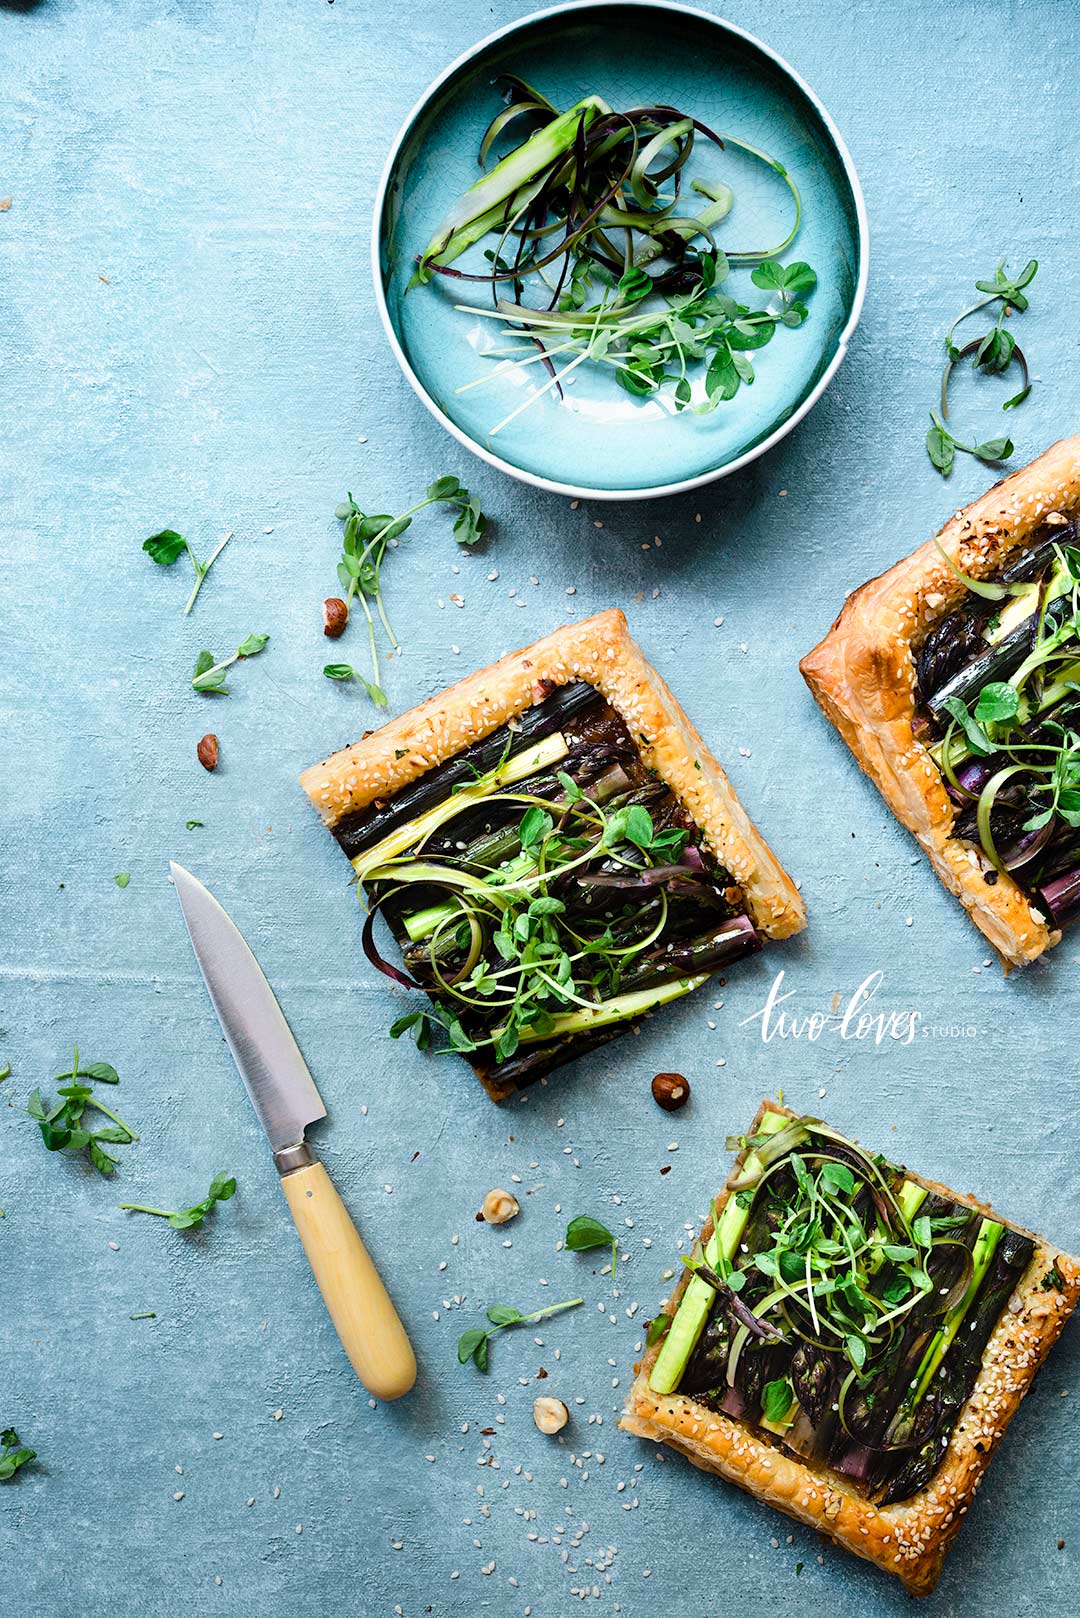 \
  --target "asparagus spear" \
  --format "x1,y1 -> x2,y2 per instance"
648,1110 -> 793,1395
353,733 -> 571,881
